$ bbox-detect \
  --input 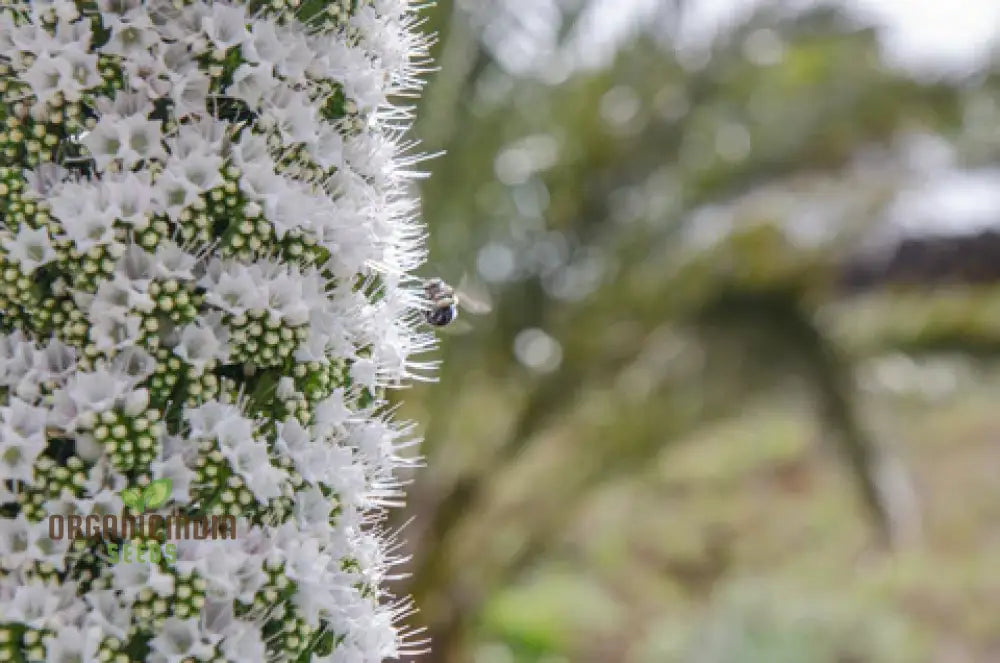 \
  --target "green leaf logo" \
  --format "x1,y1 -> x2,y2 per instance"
122,487 -> 143,512
142,478 -> 172,510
